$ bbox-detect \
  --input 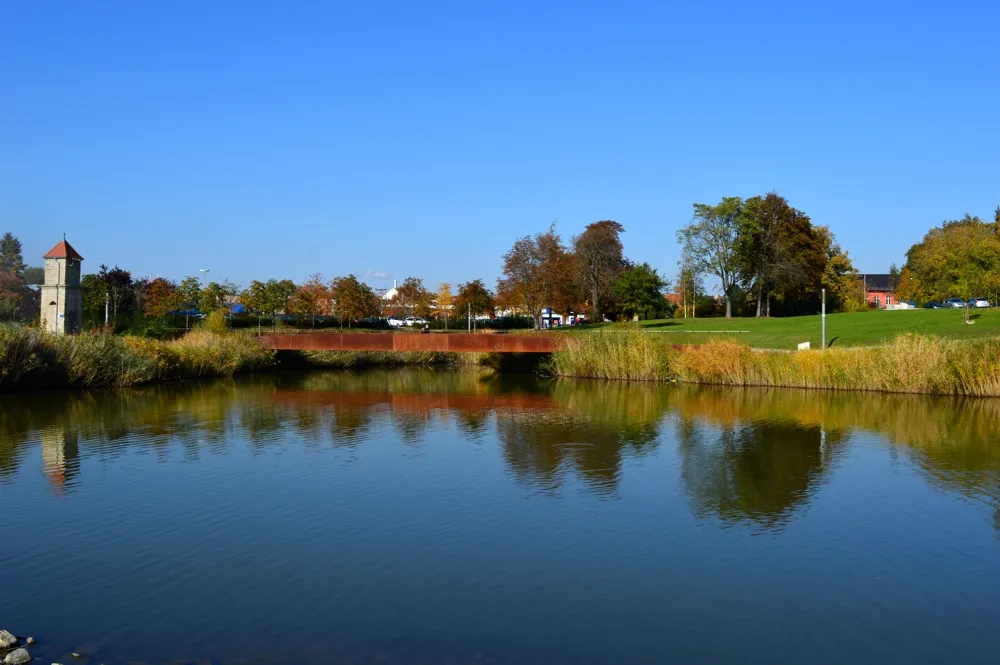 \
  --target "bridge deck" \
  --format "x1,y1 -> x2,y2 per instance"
259,332 -> 559,353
